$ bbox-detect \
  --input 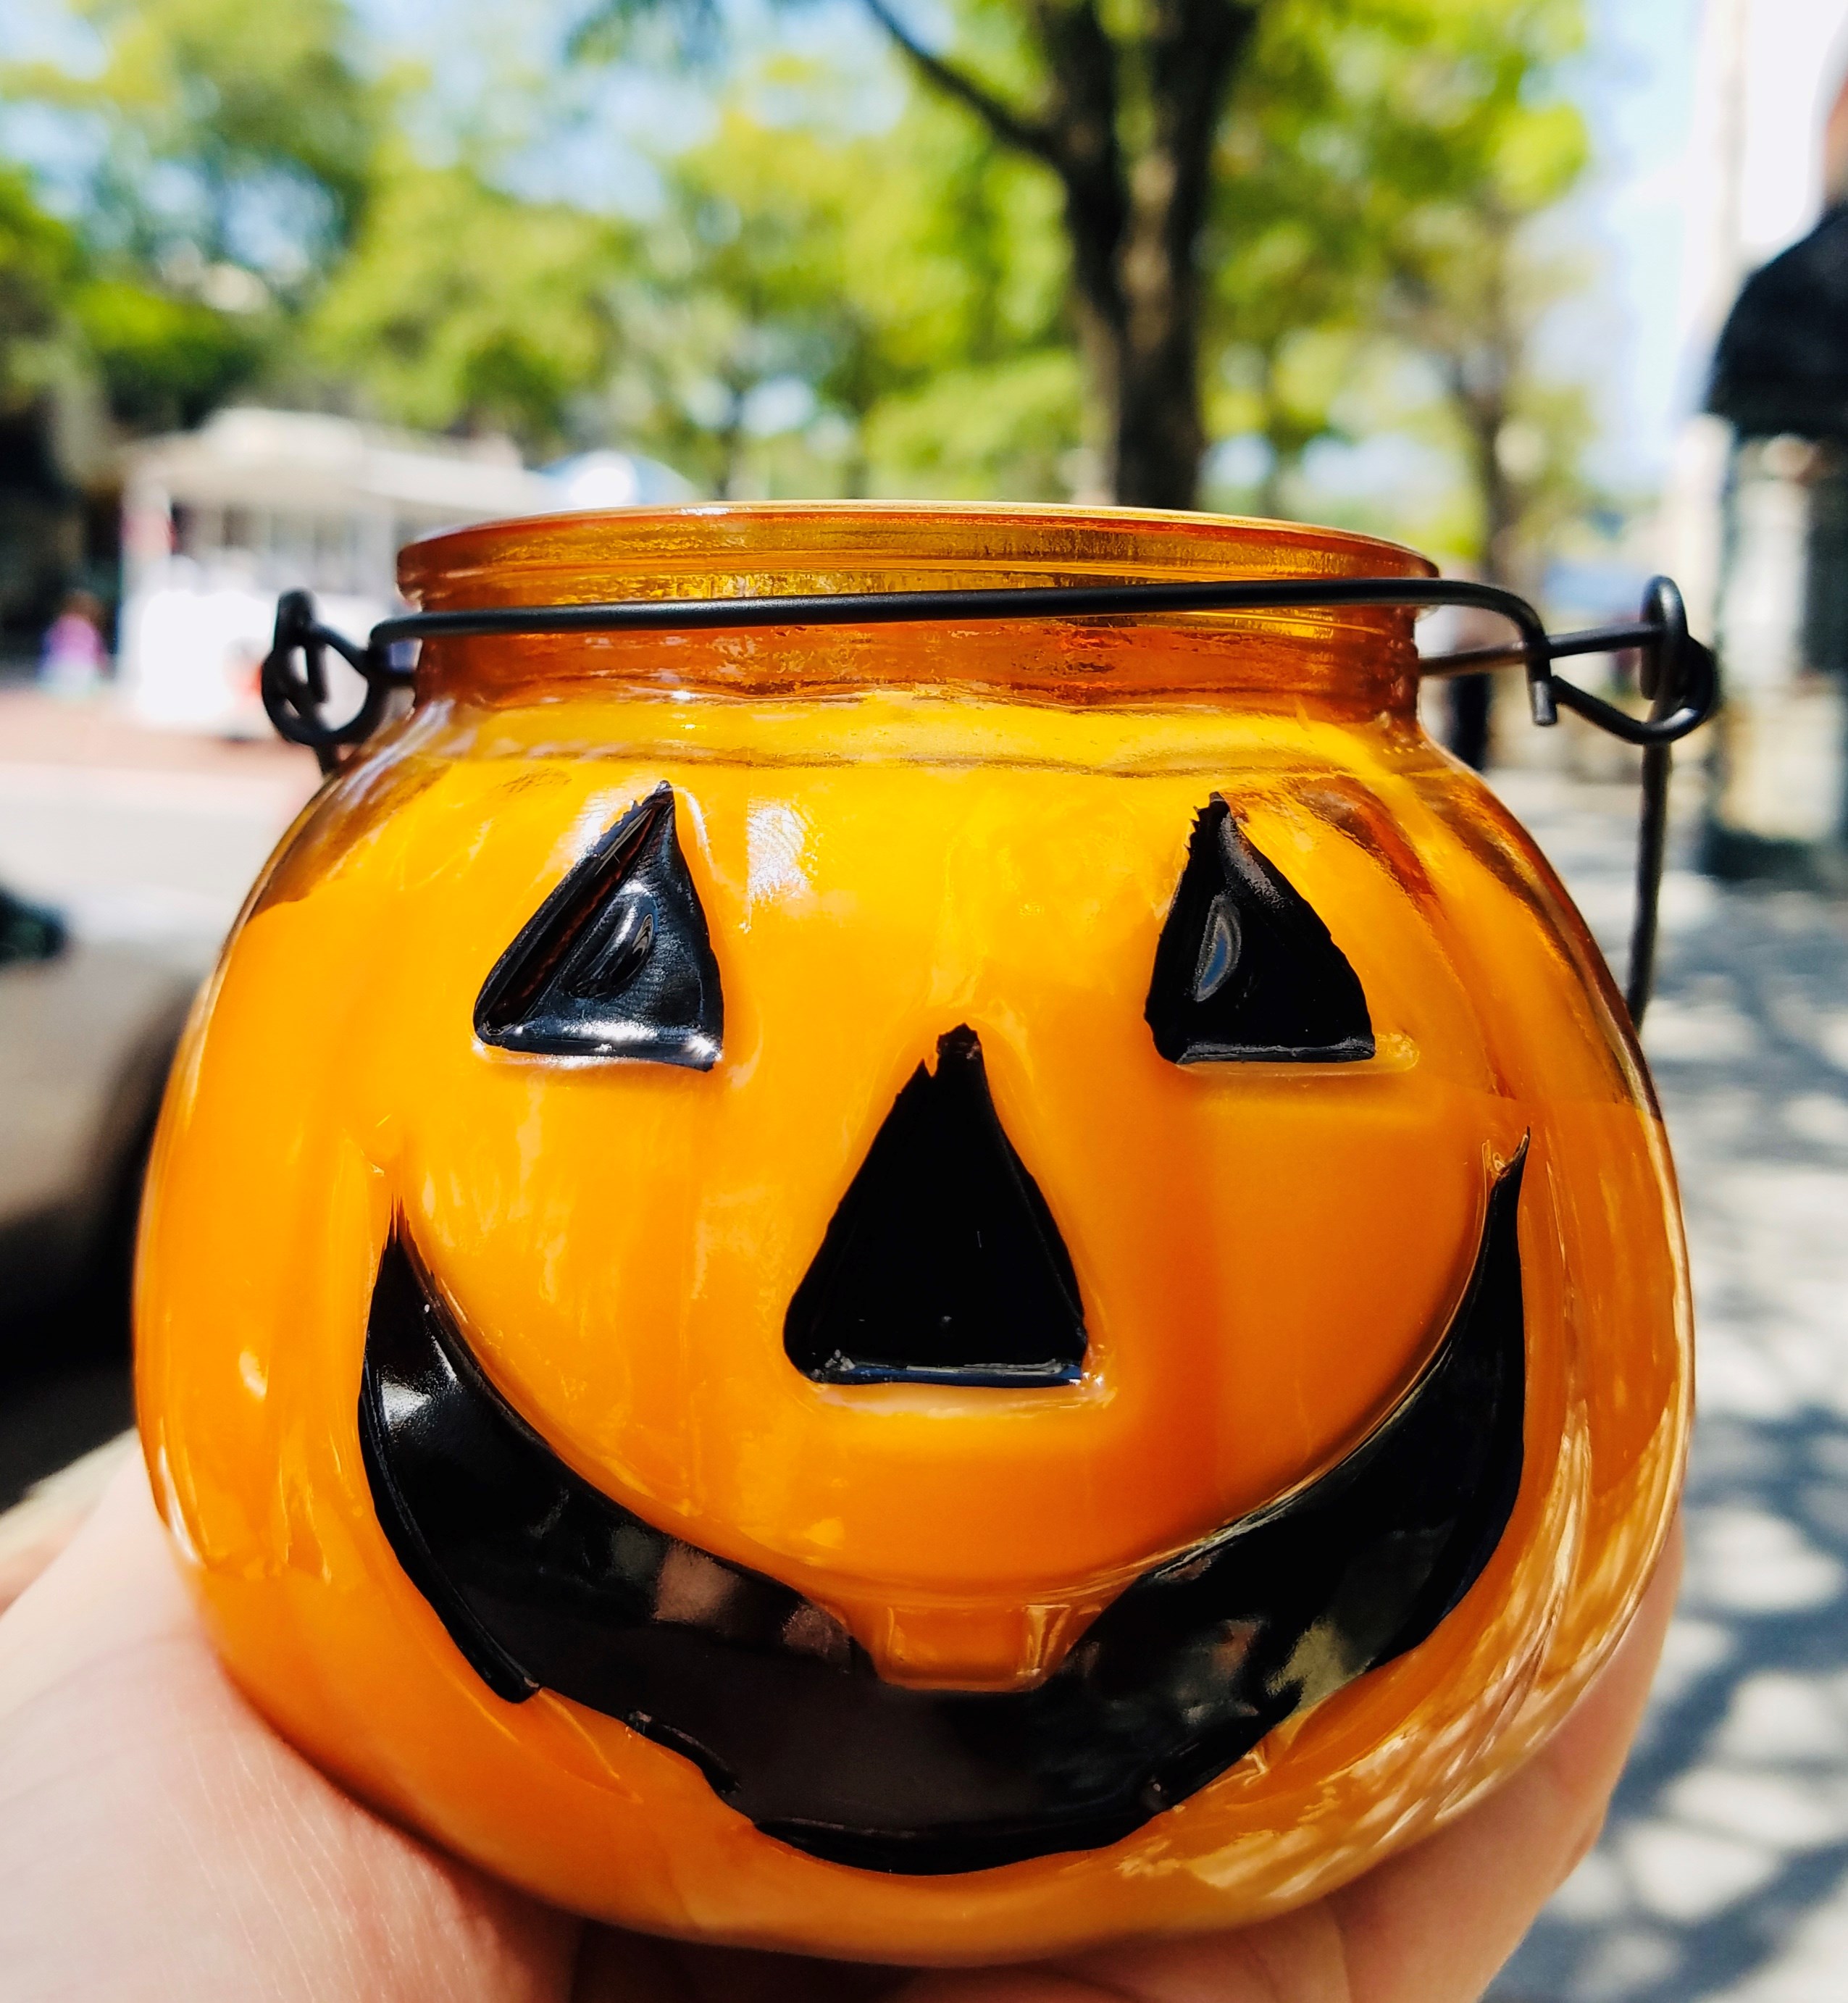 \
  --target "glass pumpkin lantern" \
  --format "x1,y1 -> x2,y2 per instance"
135,504 -> 1693,1962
